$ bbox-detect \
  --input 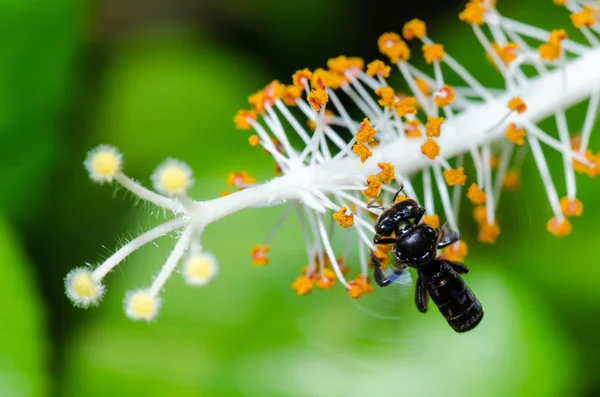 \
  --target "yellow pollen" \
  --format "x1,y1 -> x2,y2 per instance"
547,217 -> 572,237
227,171 -> 256,189
503,170 -> 521,190
508,97 -> 527,114
308,89 -> 329,112
292,275 -> 314,296
395,96 -> 417,117
467,183 -> 487,205
366,60 -> 391,78
423,43 -> 445,64
473,205 -> 487,224
459,1 -> 486,25
422,214 -> 440,228
333,206 -> 355,228
352,143 -> 373,163
506,123 -> 526,145
292,68 -> 312,89
571,8 -> 596,28
248,90 -> 265,114
539,29 -> 567,61
347,276 -> 373,299
283,85 -> 302,106
378,32 -> 410,63
443,167 -> 467,186
415,78 -> 431,96
248,135 -> 260,147
362,176 -> 383,199
376,87 -> 396,108
311,68 -> 341,90
573,149 -> 599,177
560,197 -> 583,216
434,85 -> 455,107
355,118 -> 377,143
478,222 -> 500,244
402,19 -> 427,40
491,42 -> 518,65
234,109 -> 257,130
263,80 -> 286,105
426,116 -> 444,137
421,138 -> 440,160
441,240 -> 468,262
250,244 -> 270,266
553,0 -> 567,5
327,55 -> 351,74
376,162 -> 395,183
